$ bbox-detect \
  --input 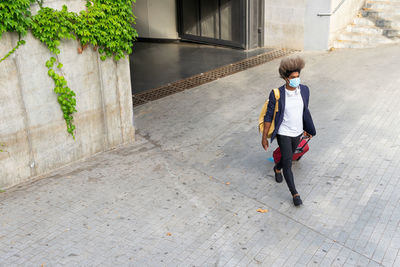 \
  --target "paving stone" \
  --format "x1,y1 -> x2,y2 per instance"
1,45 -> 400,266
